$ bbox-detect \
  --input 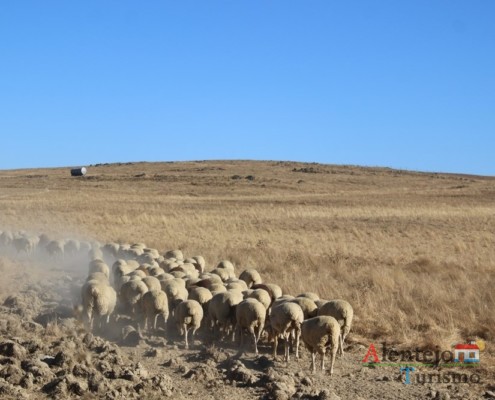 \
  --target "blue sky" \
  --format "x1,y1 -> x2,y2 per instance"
1,1 -> 494,175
